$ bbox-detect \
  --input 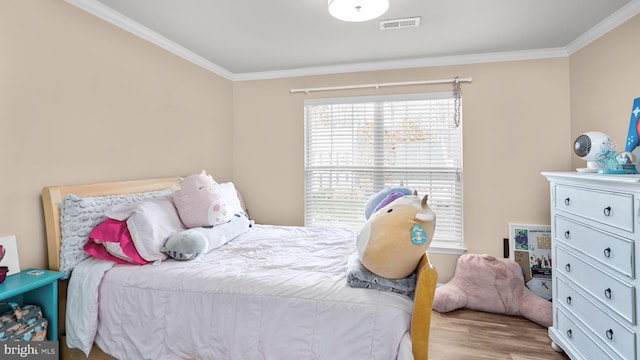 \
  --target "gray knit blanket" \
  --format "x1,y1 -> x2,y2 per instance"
346,253 -> 416,298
